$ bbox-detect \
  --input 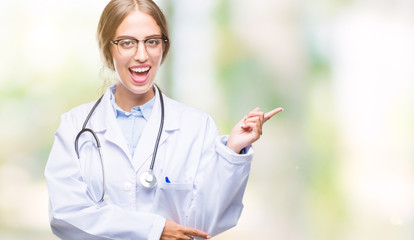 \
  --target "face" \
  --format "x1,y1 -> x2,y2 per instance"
111,10 -> 164,100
